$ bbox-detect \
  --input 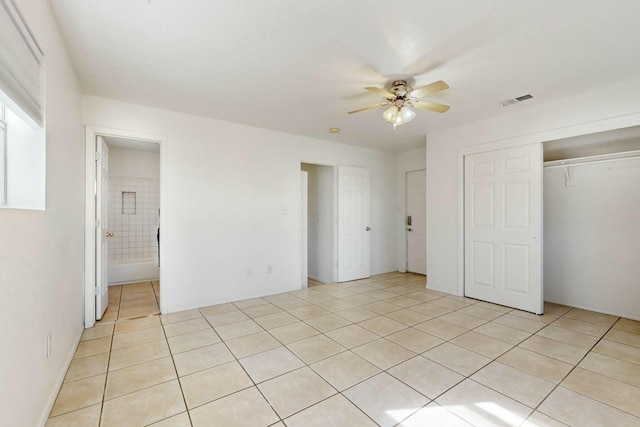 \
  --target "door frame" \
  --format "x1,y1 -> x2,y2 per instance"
299,159 -> 338,285
84,126 -> 168,329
